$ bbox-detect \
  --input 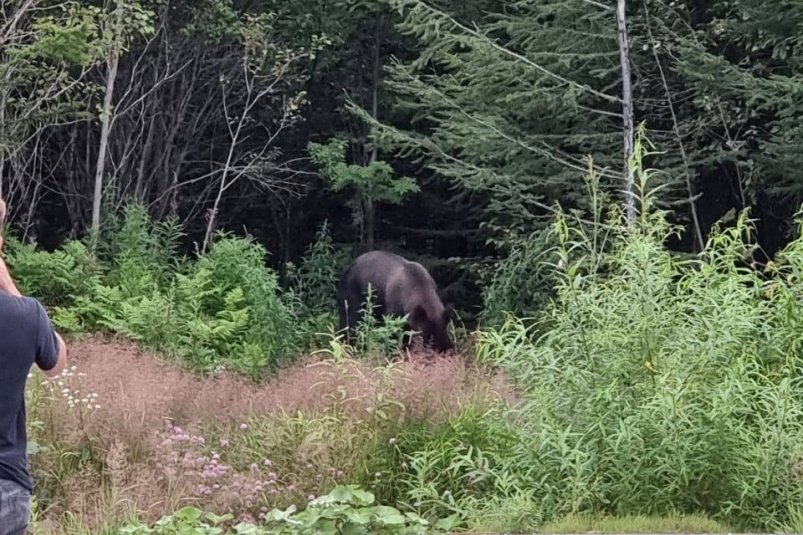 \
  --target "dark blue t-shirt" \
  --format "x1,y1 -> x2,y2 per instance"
0,294 -> 60,491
